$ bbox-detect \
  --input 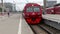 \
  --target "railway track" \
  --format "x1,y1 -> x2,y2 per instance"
29,24 -> 49,34
29,24 -> 60,34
